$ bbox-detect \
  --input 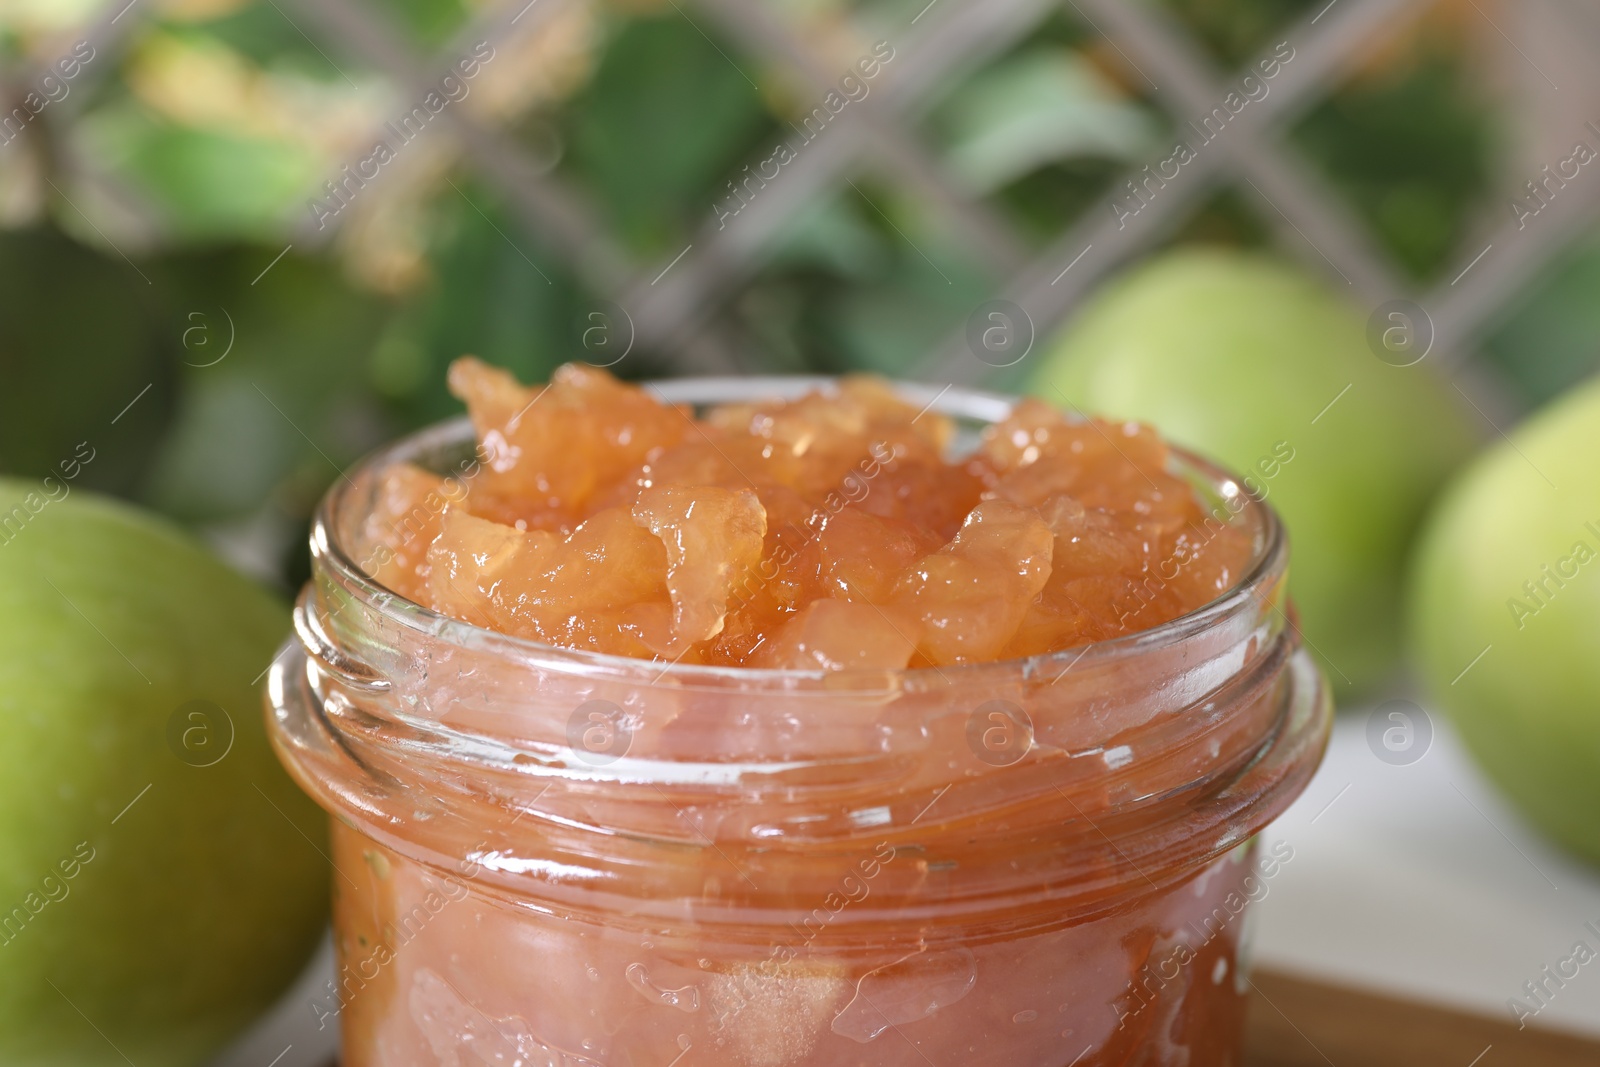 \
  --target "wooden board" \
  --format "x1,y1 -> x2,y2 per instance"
1245,969 -> 1600,1067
